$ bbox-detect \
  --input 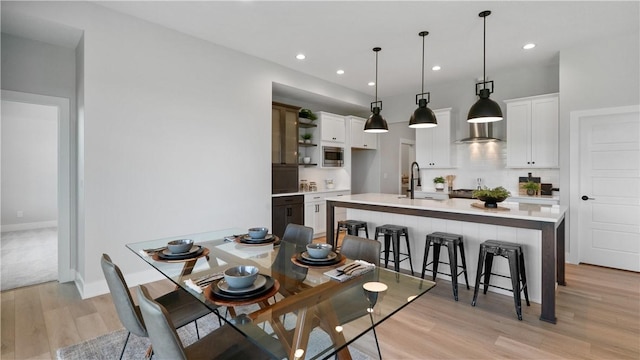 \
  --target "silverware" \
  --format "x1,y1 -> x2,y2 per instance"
344,265 -> 363,276
143,246 -> 167,253
336,263 -> 359,275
